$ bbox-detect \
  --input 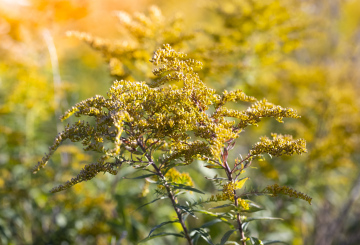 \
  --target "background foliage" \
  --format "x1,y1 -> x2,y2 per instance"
1,0 -> 359,244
